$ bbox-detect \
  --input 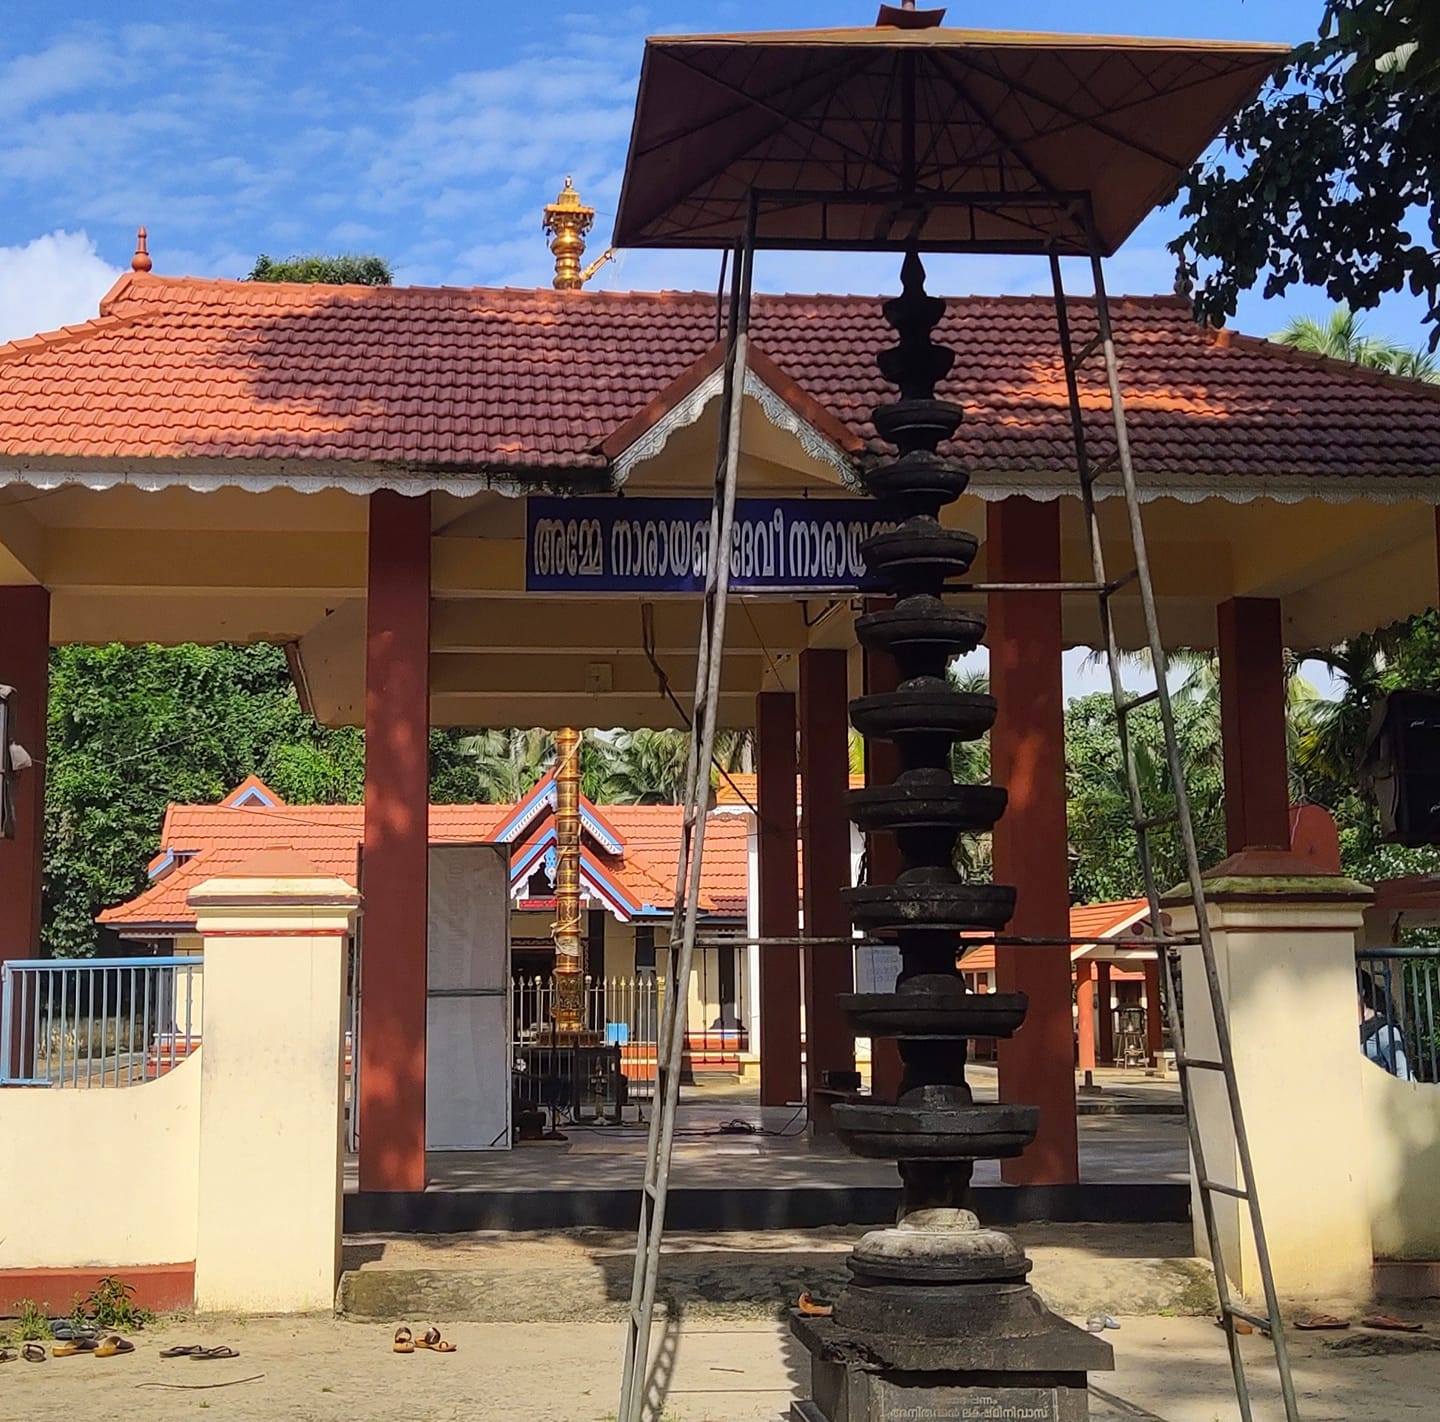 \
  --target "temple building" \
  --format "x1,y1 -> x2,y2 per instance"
3,179 -> 1440,1193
